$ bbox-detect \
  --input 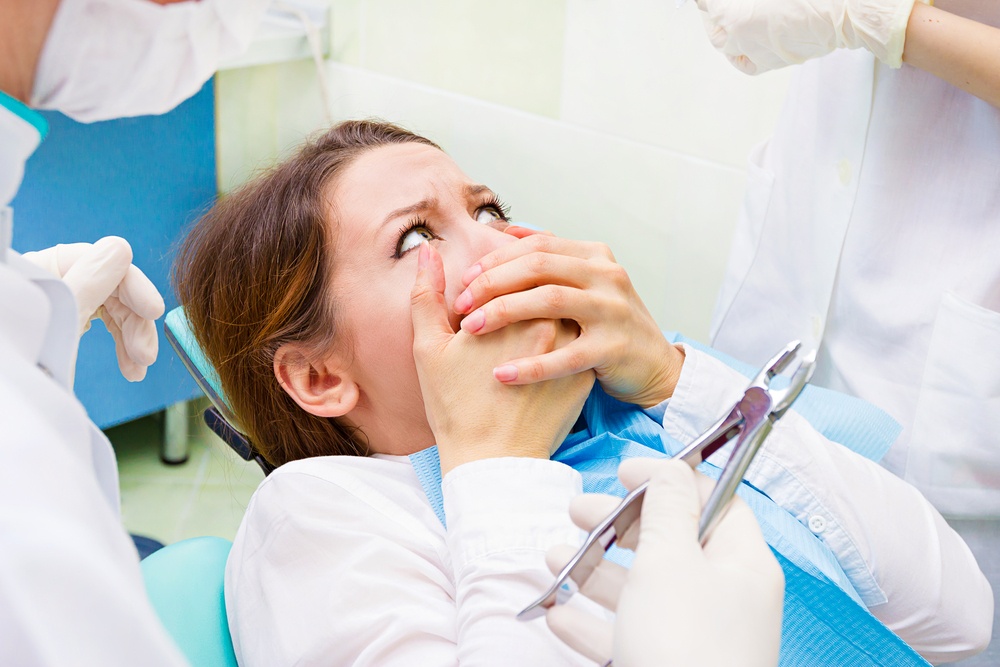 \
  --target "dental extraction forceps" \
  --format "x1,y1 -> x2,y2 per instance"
517,340 -> 817,622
